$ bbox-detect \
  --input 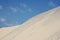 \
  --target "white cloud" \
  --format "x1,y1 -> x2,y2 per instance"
4,23 -> 13,26
0,18 -> 6,22
20,3 -> 28,8
0,5 -> 3,10
49,1 -> 56,7
28,8 -> 33,12
15,21 -> 18,24
20,10 -> 25,13
20,3 -> 33,13
4,22 -> 19,27
10,7 -> 17,12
